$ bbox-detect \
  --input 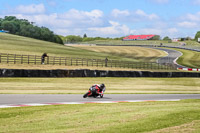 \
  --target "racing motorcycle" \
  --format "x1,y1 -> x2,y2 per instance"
83,85 -> 104,98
